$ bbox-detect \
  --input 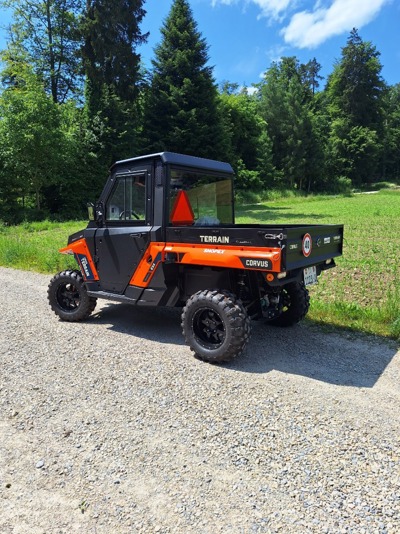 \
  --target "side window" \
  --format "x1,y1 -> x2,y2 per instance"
106,173 -> 146,222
